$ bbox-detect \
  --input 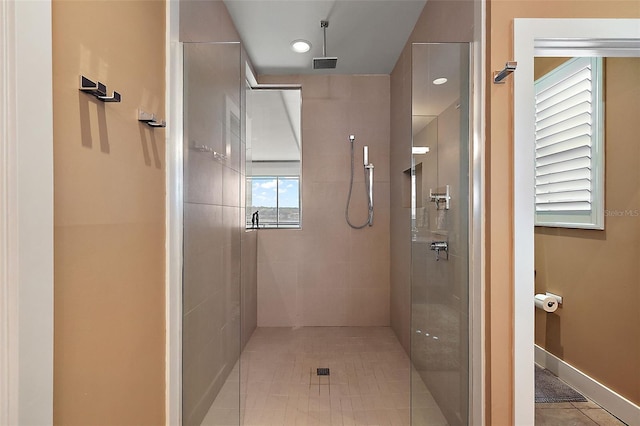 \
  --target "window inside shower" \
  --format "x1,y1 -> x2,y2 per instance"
247,176 -> 300,228
245,84 -> 302,229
